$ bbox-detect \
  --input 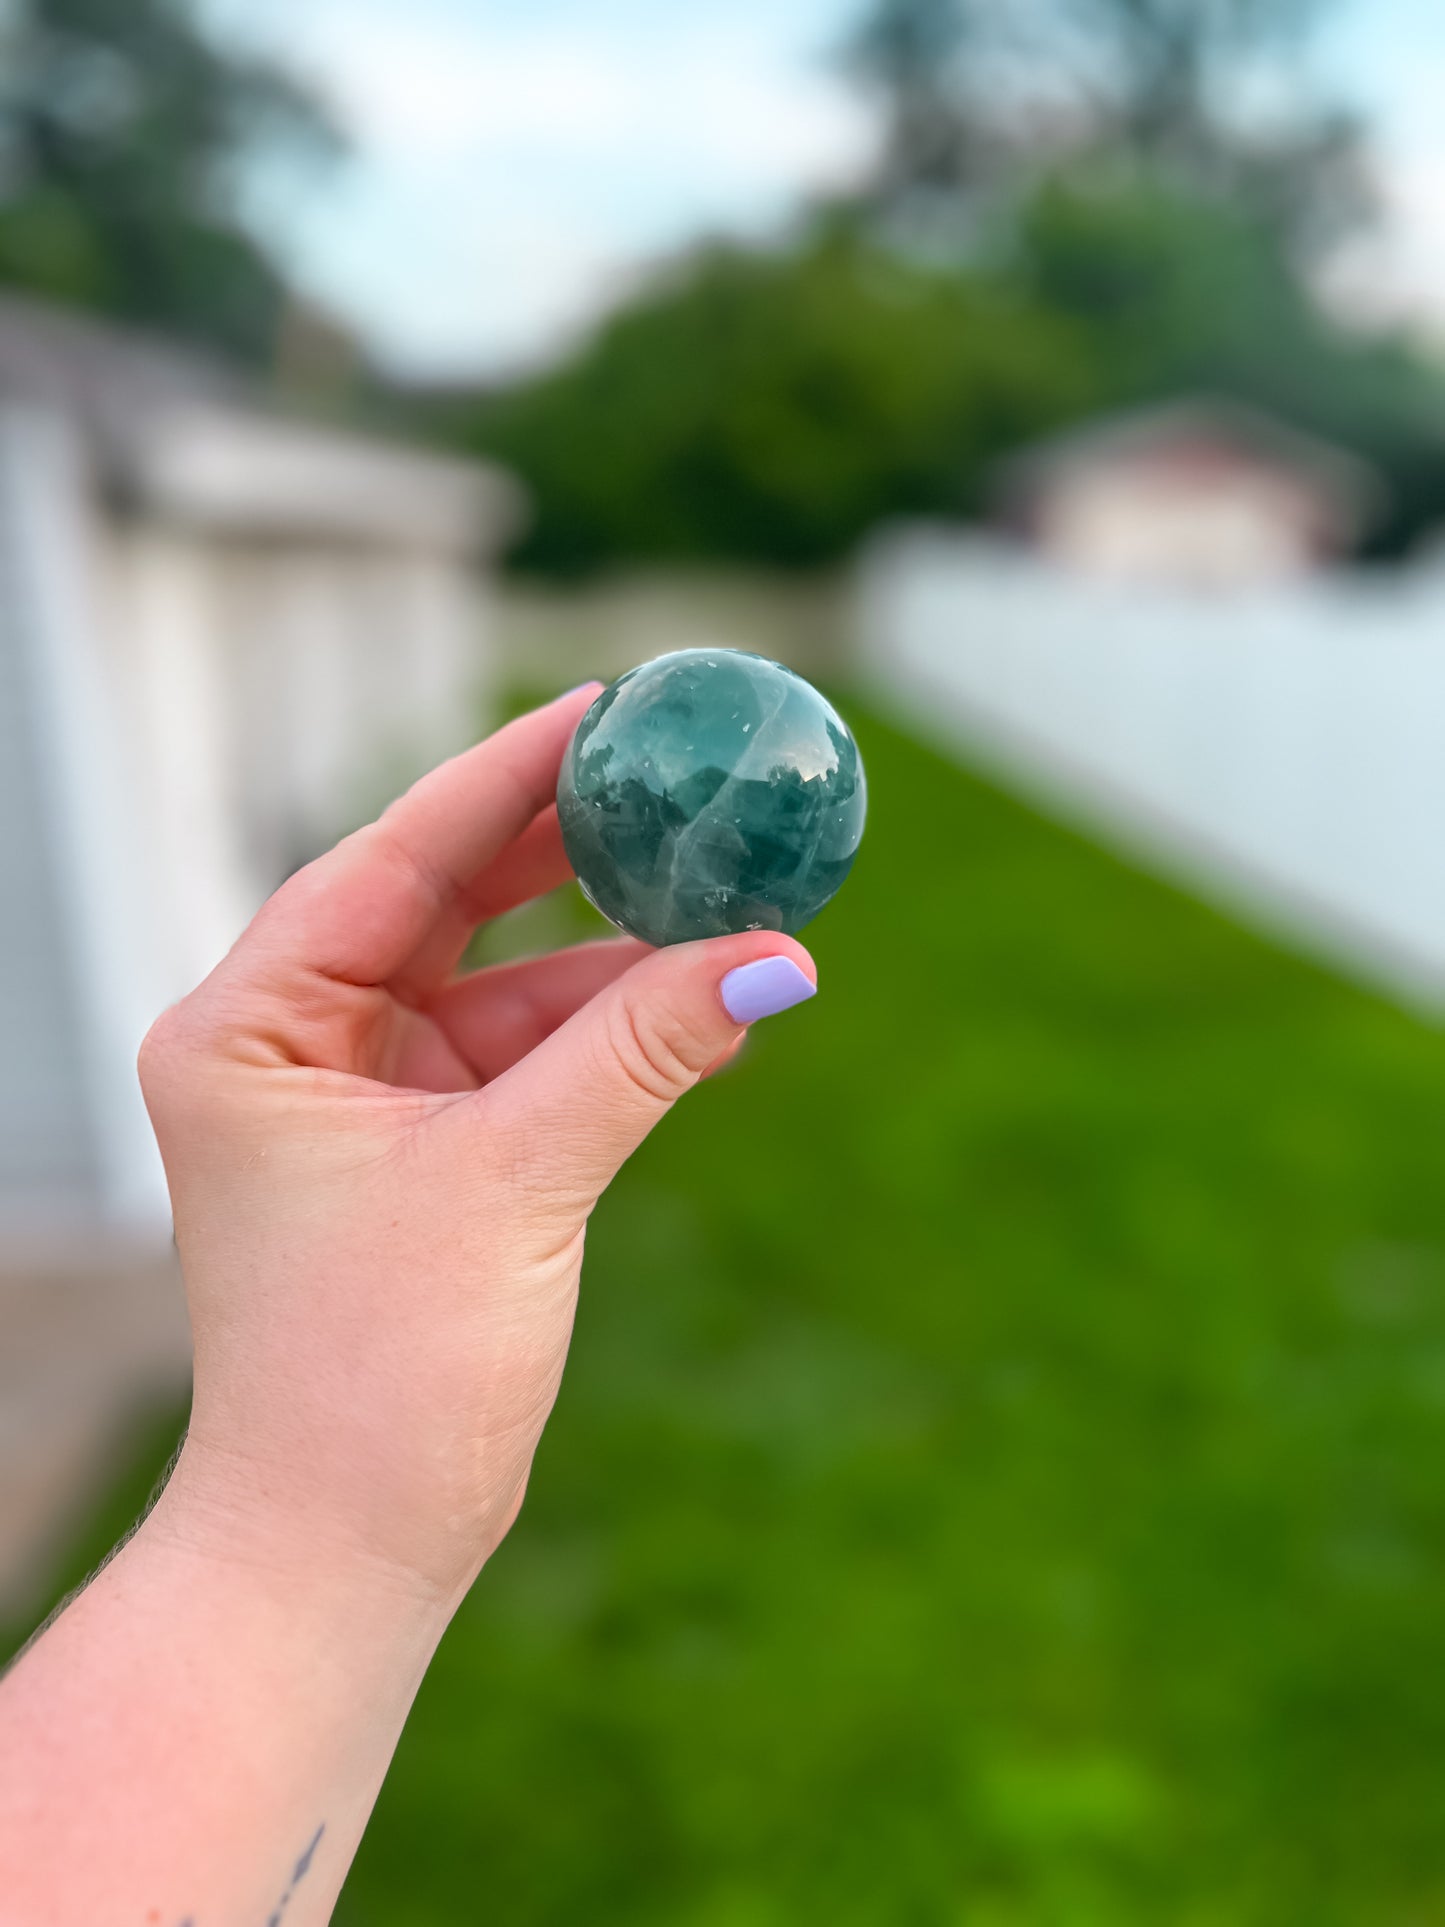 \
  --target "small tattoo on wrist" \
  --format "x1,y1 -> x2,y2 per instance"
264,1820 -> 327,1925
162,1818 -> 325,1926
